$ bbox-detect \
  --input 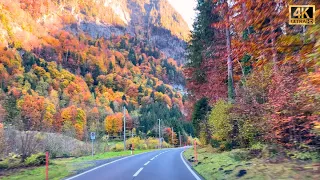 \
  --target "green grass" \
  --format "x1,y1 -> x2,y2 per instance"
2,149 -> 154,180
184,147 -> 320,180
